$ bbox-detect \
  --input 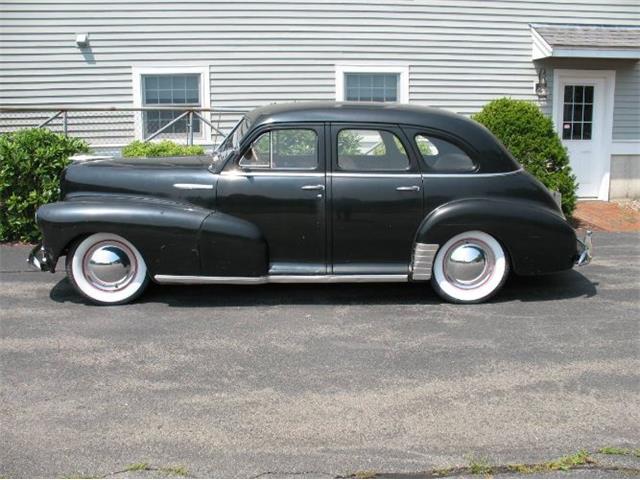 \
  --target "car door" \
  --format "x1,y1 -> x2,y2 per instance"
216,124 -> 327,275
330,123 -> 423,275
